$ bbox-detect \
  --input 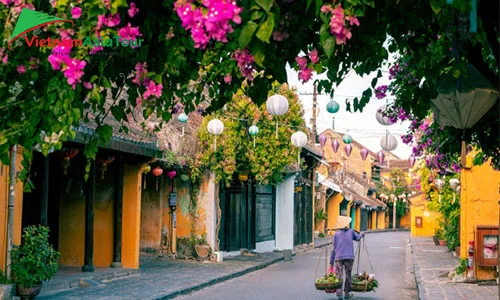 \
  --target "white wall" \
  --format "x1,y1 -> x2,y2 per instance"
204,172 -> 217,251
275,174 -> 296,250
255,240 -> 275,253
